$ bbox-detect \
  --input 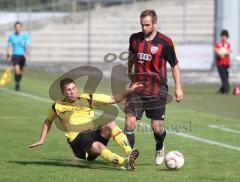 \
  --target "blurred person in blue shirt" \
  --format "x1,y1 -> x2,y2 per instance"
7,21 -> 31,91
